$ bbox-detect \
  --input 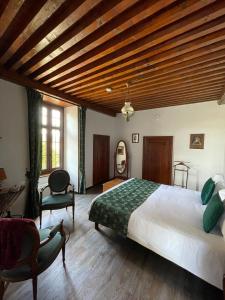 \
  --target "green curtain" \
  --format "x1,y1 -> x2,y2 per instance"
78,107 -> 86,194
25,88 -> 42,218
